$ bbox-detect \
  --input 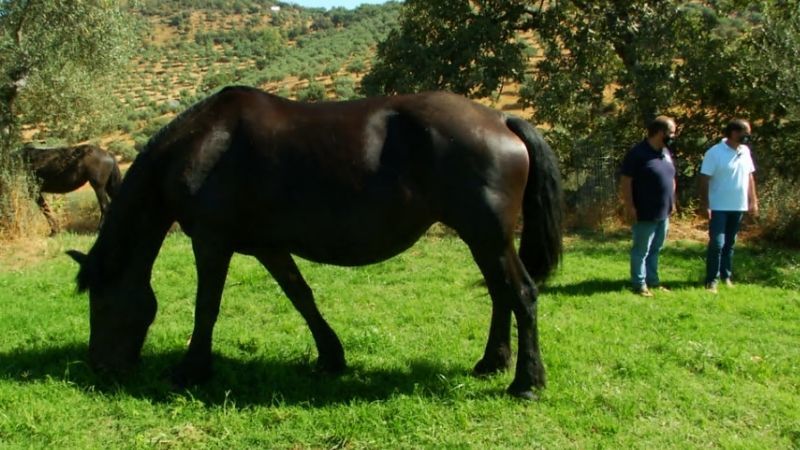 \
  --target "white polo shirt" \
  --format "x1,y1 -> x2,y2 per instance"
700,139 -> 756,211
